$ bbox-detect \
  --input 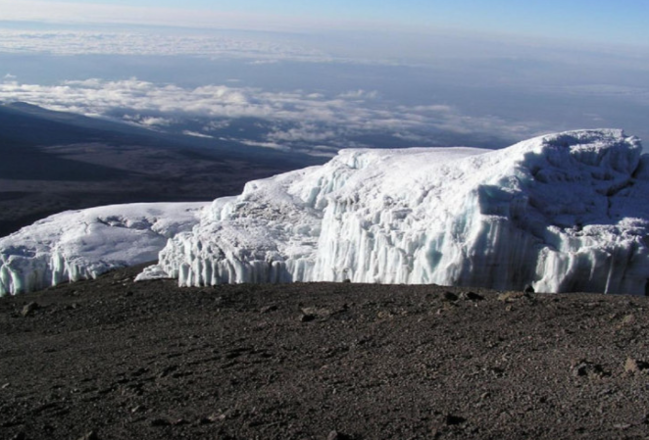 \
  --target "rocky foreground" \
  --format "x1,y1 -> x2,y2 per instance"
2,266 -> 649,440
